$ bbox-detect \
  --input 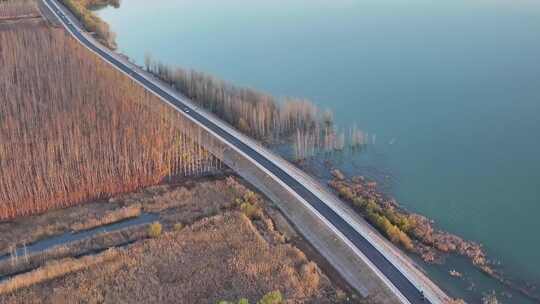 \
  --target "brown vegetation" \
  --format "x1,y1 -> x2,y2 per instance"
0,192 -> 144,255
330,174 -> 414,251
0,24 -> 221,220
57,0 -> 117,48
328,170 -> 491,264
0,213 -> 341,303
0,176 -> 356,303
0,248 -> 120,296
69,204 -> 142,231
0,224 -> 147,278
0,0 -> 38,20
147,221 -> 162,238
219,291 -> 284,304
145,55 -> 321,142
325,169 -> 529,301
143,56 -> 363,160
0,177 -> 245,277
